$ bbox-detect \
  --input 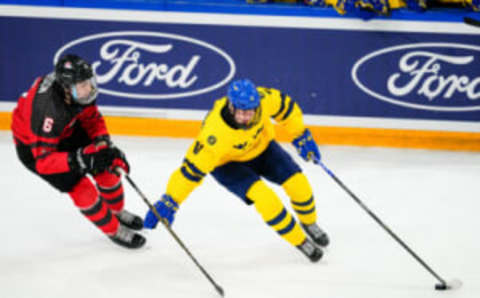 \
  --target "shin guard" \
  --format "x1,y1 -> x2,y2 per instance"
69,177 -> 119,235
283,173 -> 317,225
247,180 -> 306,247
94,171 -> 124,213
